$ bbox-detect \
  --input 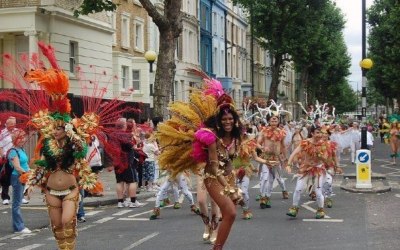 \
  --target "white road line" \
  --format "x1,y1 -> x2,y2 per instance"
146,197 -> 156,202
301,204 -> 331,219
0,234 -> 17,241
12,234 -> 36,240
395,194 -> 400,198
118,218 -> 150,221
15,244 -> 44,250
78,224 -> 96,232
85,211 -> 103,216
122,232 -> 159,250
21,207 -> 47,210
303,219 -> 343,222
0,243 -> 6,246
128,210 -> 155,218
94,217 -> 114,224
113,210 -> 132,216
